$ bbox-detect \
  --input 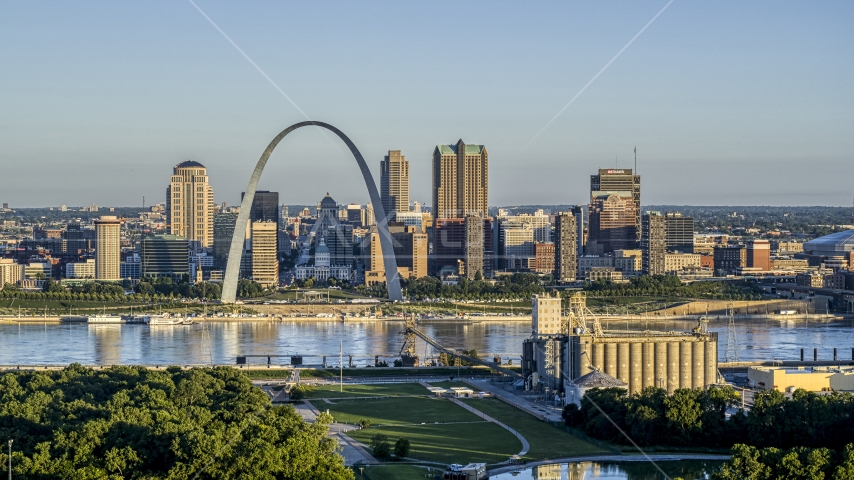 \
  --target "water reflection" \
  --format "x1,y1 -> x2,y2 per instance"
0,318 -> 851,365
493,460 -> 721,479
